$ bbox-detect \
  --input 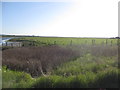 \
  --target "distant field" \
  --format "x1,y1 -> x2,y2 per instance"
2,37 -> 119,88
9,37 -> 118,46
